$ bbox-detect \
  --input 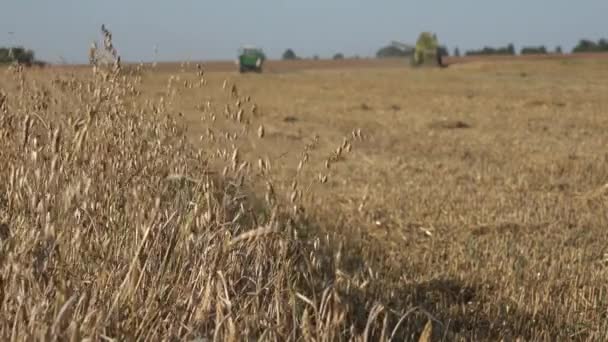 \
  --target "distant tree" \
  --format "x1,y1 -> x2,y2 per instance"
520,45 -> 548,55
282,49 -> 297,60
453,47 -> 461,57
313,54 -> 320,60
376,45 -> 412,58
572,38 -> 608,53
555,46 -> 563,54
0,46 -> 37,65
333,53 -> 344,60
465,44 -> 517,56
507,43 -> 515,55
437,46 -> 449,57
573,39 -> 594,53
